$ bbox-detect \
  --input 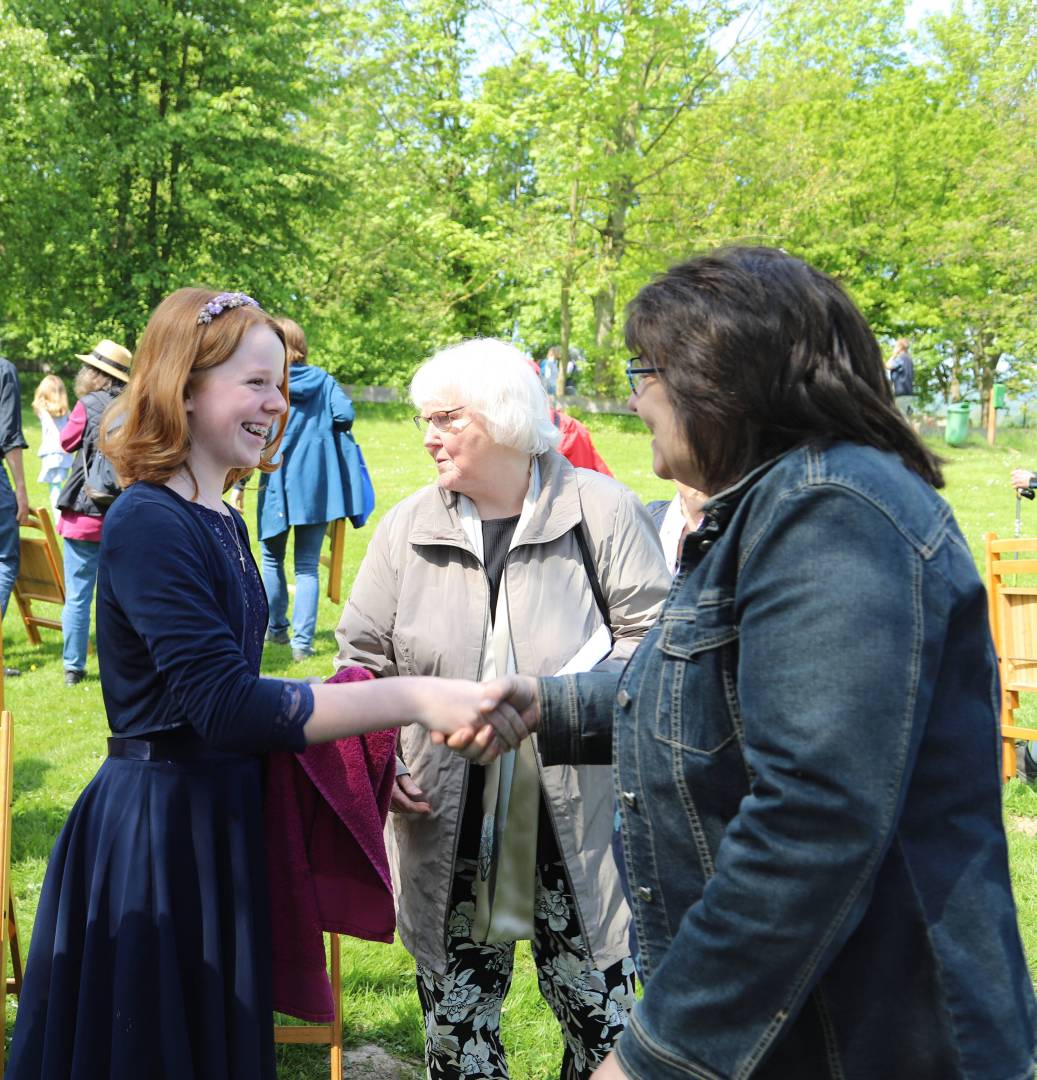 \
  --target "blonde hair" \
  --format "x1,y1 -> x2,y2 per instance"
277,317 -> 308,365
32,374 -> 69,419
102,287 -> 288,491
